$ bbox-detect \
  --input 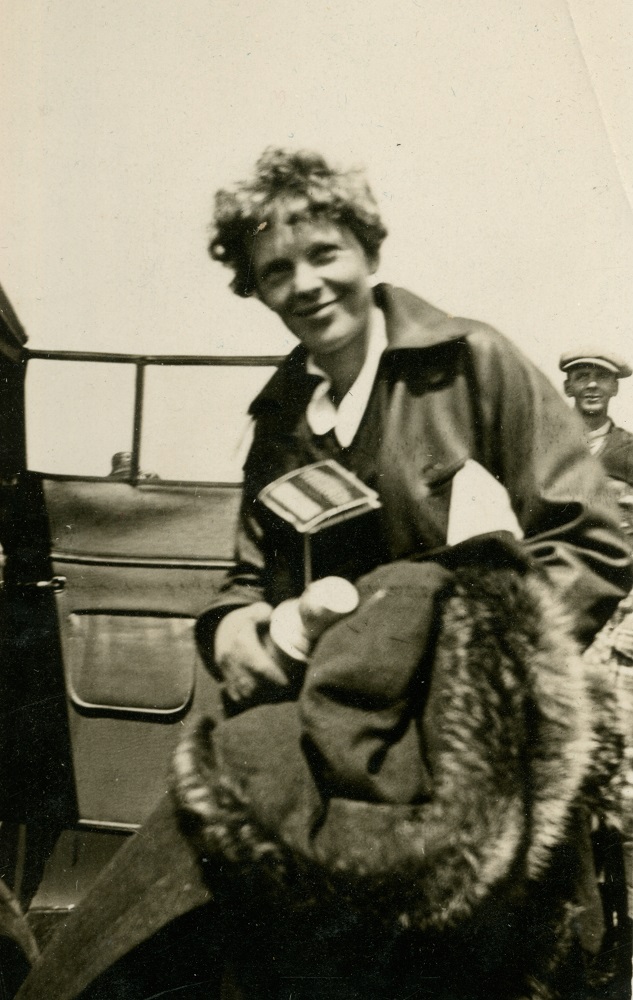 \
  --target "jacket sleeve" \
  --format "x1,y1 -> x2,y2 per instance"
467,326 -> 632,647
194,473 -> 270,668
